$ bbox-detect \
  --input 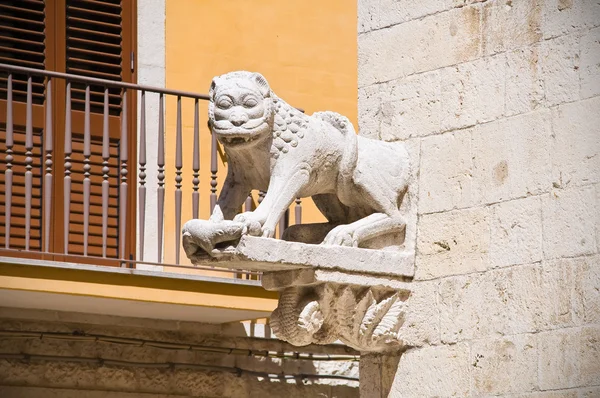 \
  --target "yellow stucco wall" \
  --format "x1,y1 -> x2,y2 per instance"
163,0 -> 357,265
